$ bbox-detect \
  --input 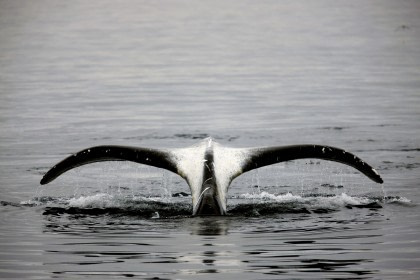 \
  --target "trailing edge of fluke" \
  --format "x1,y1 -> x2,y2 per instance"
40,137 -> 383,215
